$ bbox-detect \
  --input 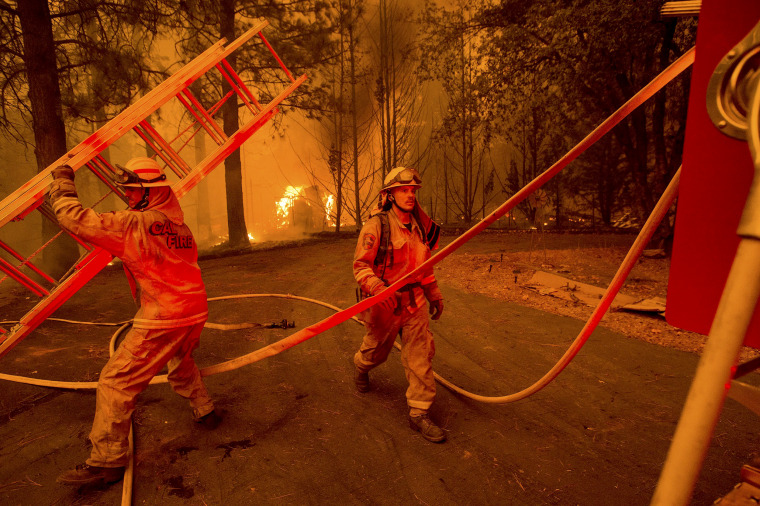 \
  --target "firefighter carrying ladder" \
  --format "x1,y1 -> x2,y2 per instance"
0,20 -> 306,358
